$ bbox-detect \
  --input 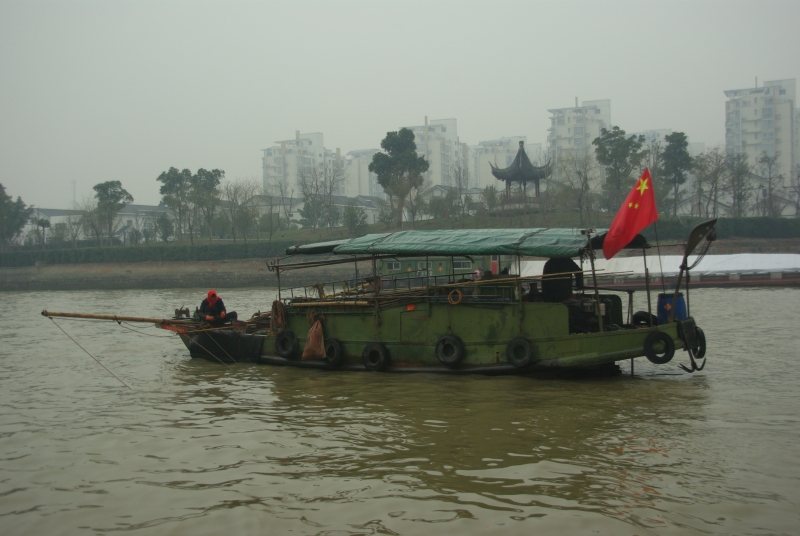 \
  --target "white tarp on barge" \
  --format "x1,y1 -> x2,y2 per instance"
517,254 -> 800,278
